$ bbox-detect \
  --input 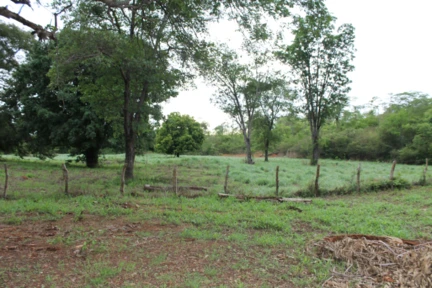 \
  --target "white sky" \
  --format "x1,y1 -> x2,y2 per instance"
5,0 -> 432,129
